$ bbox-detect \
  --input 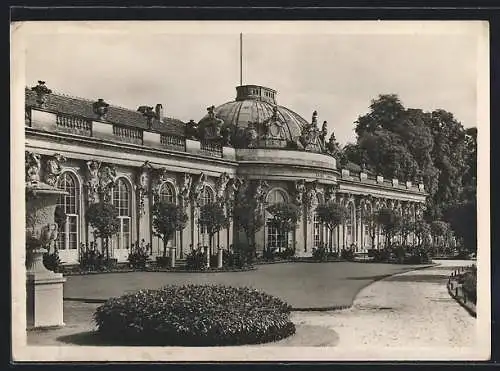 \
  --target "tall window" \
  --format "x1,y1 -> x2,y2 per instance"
159,182 -> 175,203
56,172 -> 79,250
346,202 -> 355,246
313,213 -> 321,249
266,189 -> 288,251
199,185 -> 214,246
112,178 -> 131,249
